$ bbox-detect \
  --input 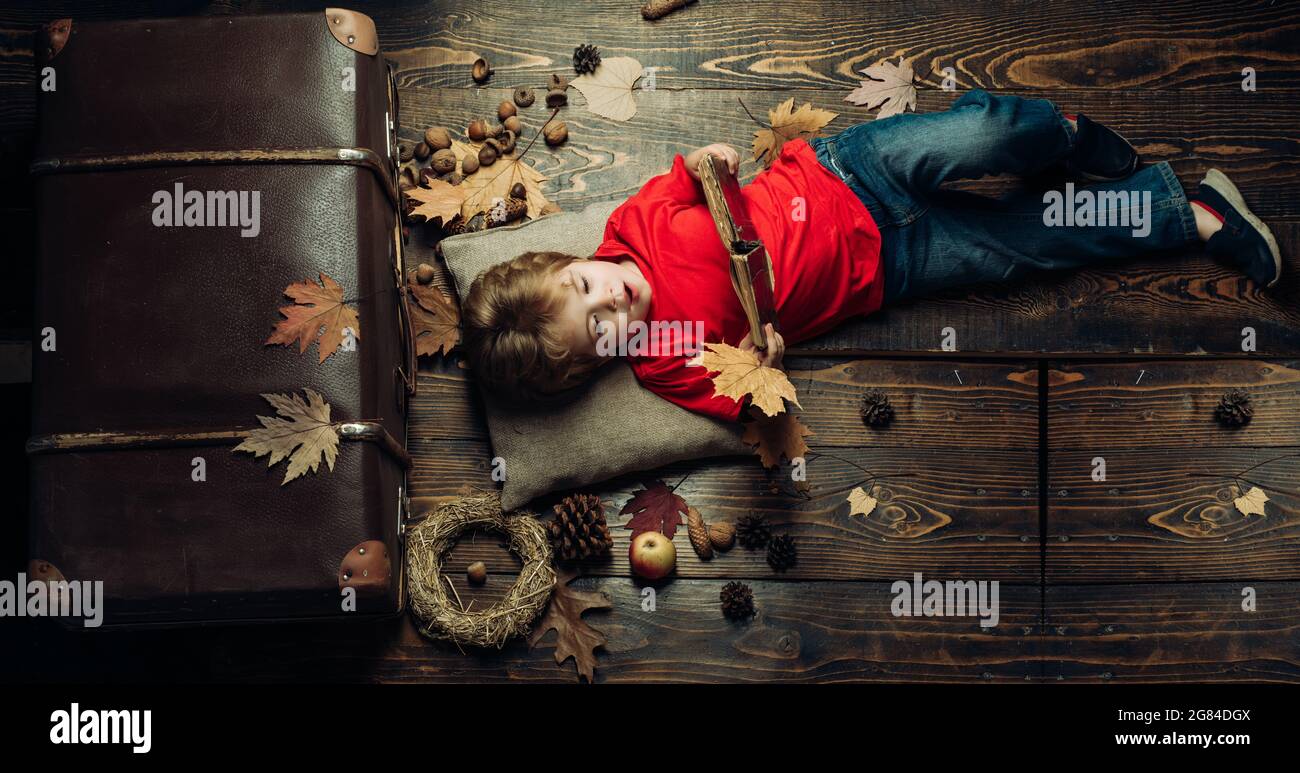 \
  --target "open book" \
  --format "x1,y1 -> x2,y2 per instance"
695,152 -> 779,349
